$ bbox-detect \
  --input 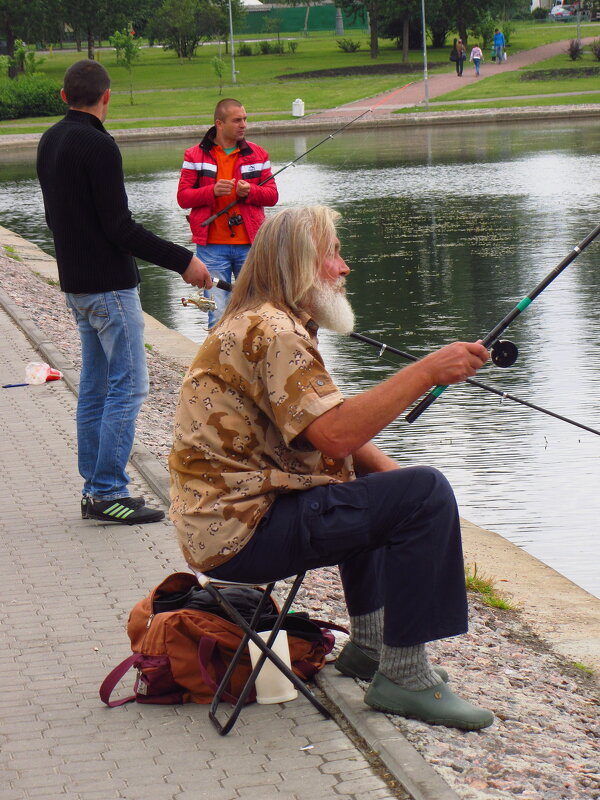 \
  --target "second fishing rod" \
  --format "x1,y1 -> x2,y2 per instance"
200,108 -> 372,229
